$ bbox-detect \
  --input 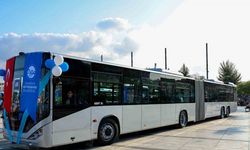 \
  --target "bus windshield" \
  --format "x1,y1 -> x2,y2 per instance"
9,53 -> 50,132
